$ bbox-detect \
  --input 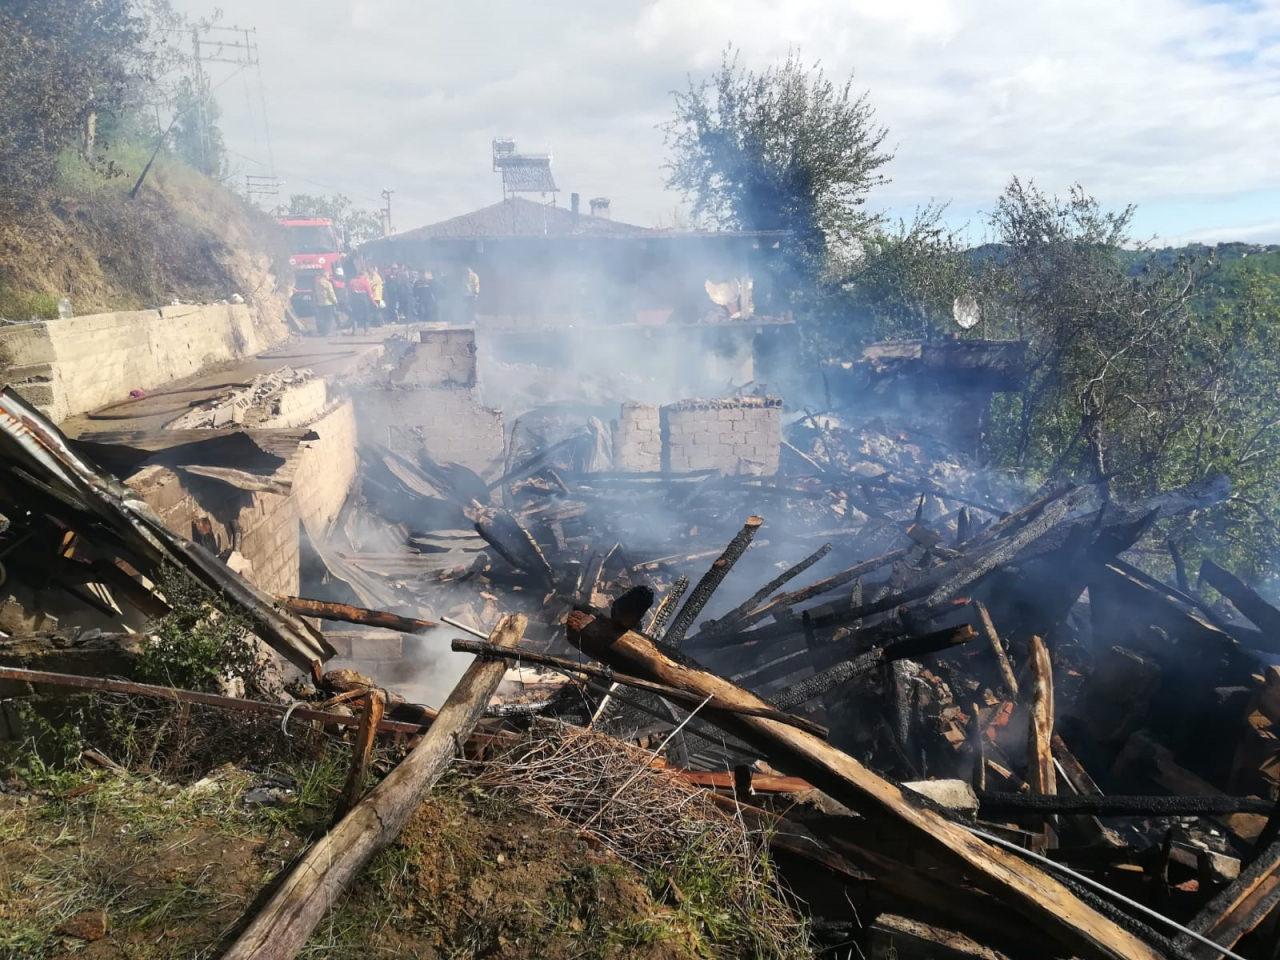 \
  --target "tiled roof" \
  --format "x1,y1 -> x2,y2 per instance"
389,197 -> 655,241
